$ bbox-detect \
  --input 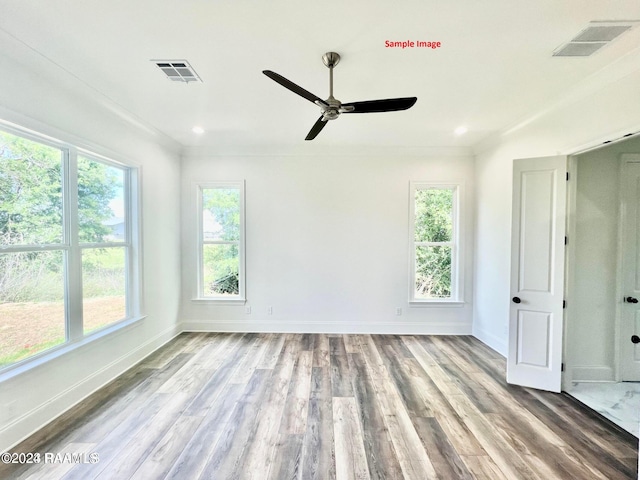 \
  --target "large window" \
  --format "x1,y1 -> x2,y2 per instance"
410,183 -> 460,302
198,183 -> 245,301
0,126 -> 140,370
